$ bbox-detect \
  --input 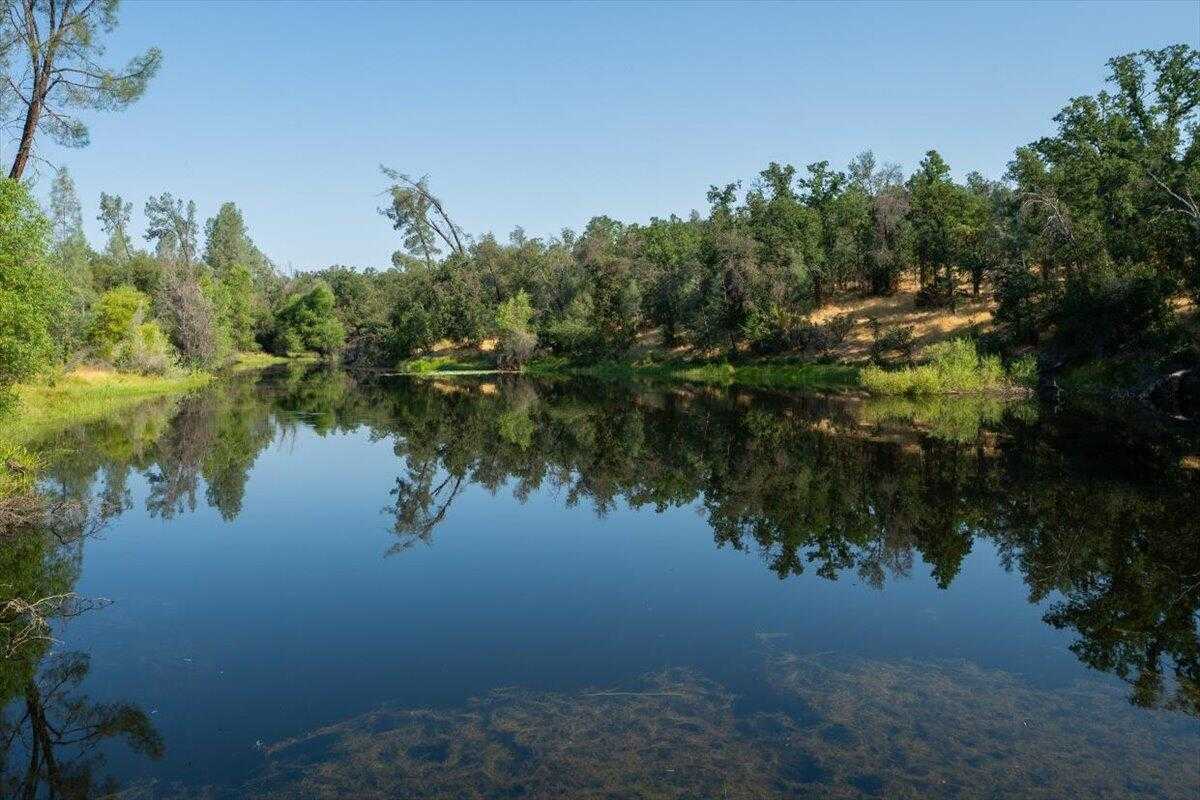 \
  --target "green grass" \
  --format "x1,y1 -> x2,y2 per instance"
399,355 -> 495,374
0,367 -> 211,514
234,351 -> 294,369
860,339 -> 1035,397
0,368 -> 211,447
